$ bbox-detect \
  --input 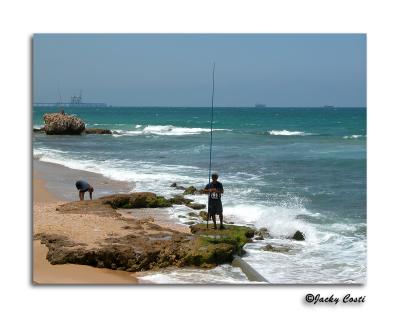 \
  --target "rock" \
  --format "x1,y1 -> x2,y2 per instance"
187,212 -> 198,217
101,192 -> 172,209
186,202 -> 206,210
254,227 -> 269,239
85,128 -> 112,134
189,224 -> 255,258
184,221 -> 196,225
170,182 -> 186,190
33,127 -> 44,133
168,195 -> 193,205
43,113 -> 85,135
262,244 -> 290,253
199,210 -> 208,221
263,244 -> 274,251
183,186 -> 198,195
168,195 -> 205,210
254,236 -> 264,240
292,230 -> 305,241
